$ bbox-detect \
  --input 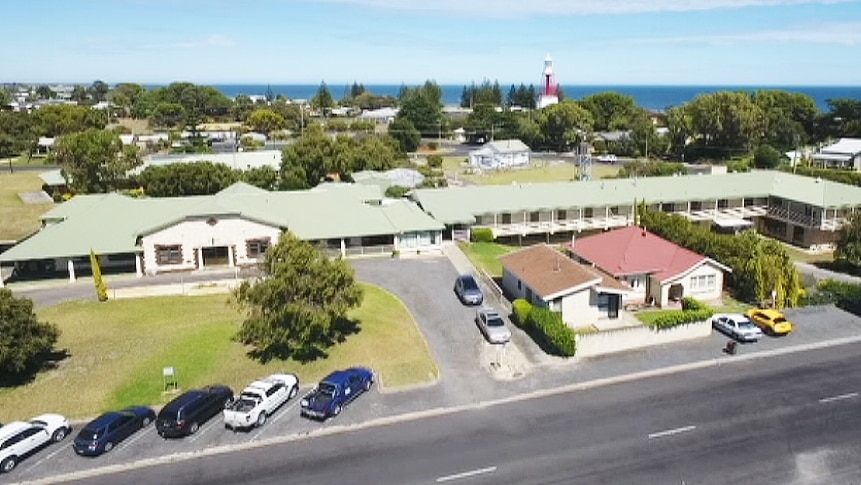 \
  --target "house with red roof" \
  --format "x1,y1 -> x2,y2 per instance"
499,244 -> 631,328
567,226 -> 731,308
